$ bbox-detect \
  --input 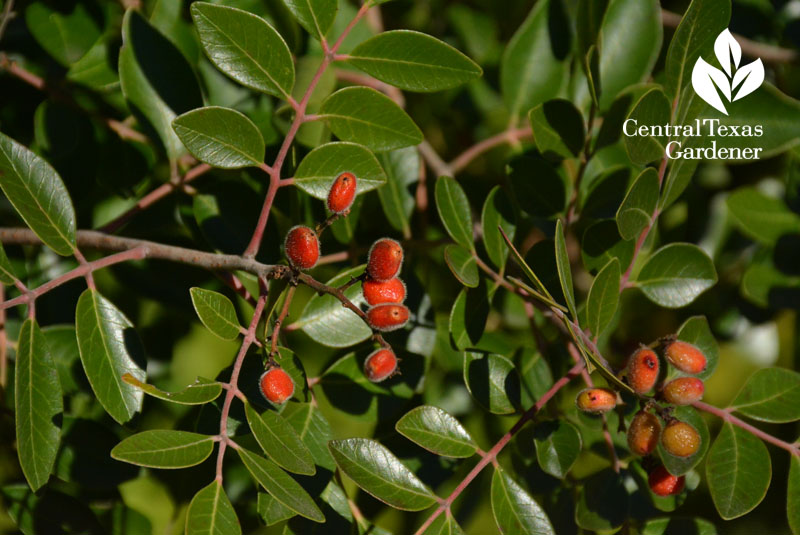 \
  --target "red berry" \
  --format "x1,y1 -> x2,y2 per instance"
367,304 -> 409,332
575,388 -> 617,414
367,238 -> 403,281
664,340 -> 707,375
627,410 -> 661,456
662,420 -> 701,457
662,377 -> 704,405
648,465 -> 685,496
362,277 -> 406,306
259,368 -> 294,404
327,172 -> 357,214
364,348 -> 398,382
285,226 -> 320,270
627,347 -> 660,394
